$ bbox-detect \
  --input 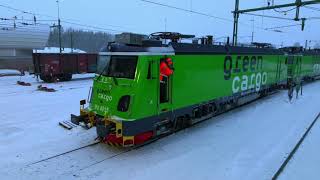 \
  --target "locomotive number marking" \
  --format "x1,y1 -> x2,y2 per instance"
93,104 -> 110,113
